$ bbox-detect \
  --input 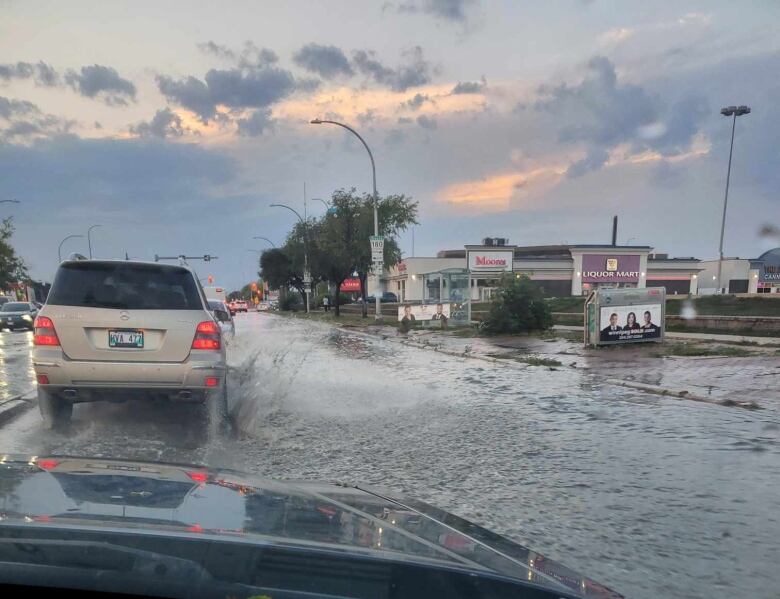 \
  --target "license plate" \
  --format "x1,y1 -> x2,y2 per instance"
108,330 -> 144,348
